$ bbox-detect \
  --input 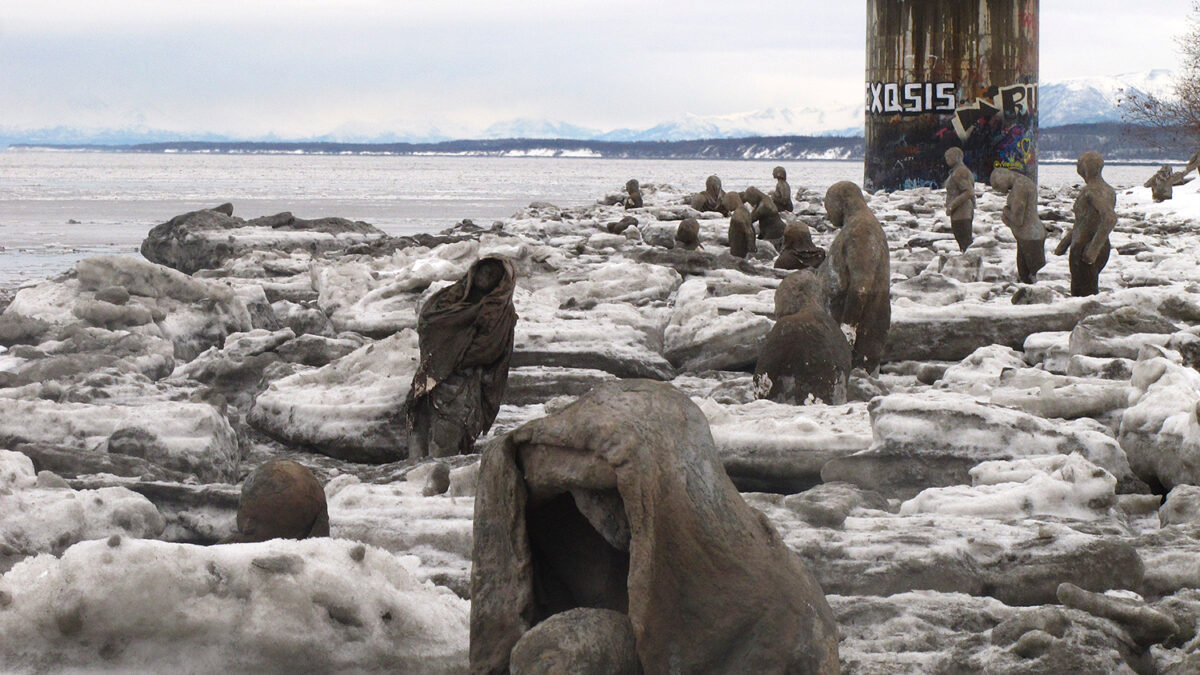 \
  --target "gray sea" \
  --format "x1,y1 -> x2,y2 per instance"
0,150 -> 1154,289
